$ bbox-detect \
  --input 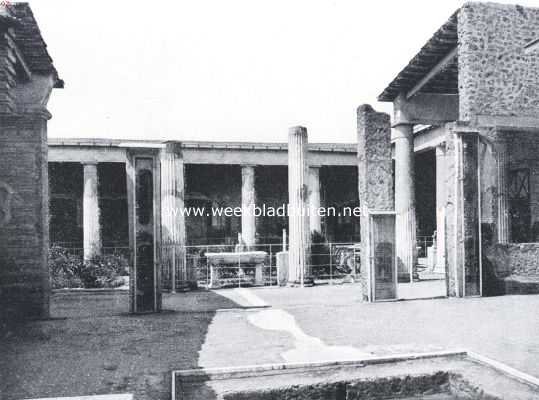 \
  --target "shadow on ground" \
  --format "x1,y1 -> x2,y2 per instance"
0,290 -> 247,400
